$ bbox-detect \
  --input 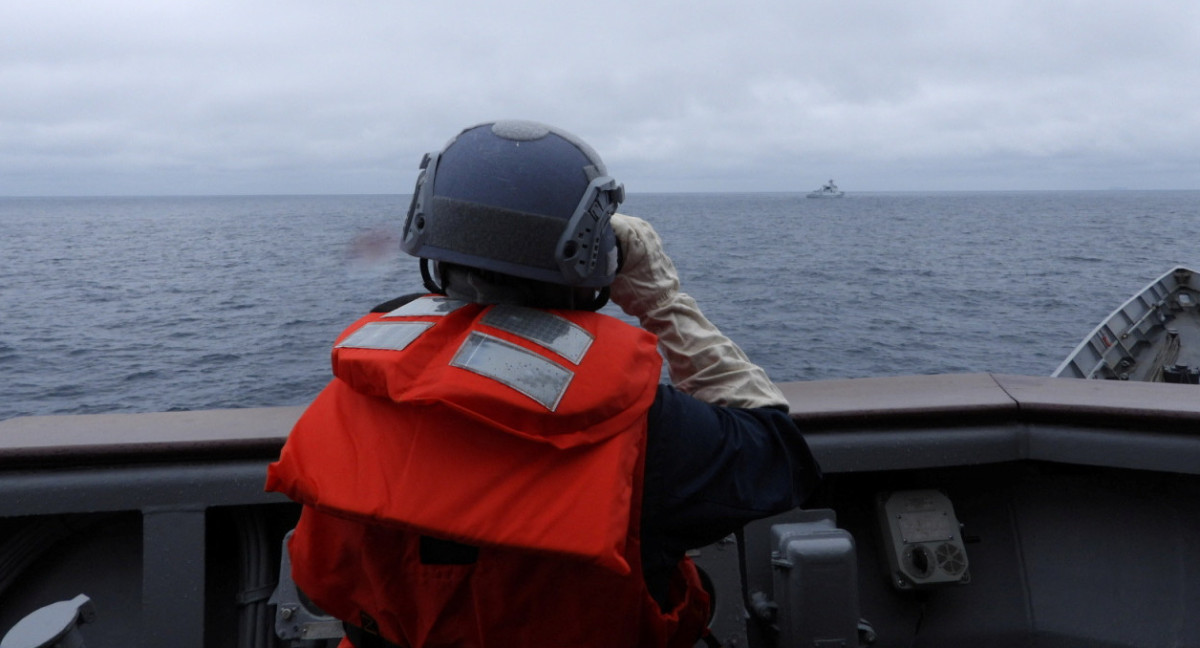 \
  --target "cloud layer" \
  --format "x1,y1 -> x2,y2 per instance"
3,0 -> 1198,195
